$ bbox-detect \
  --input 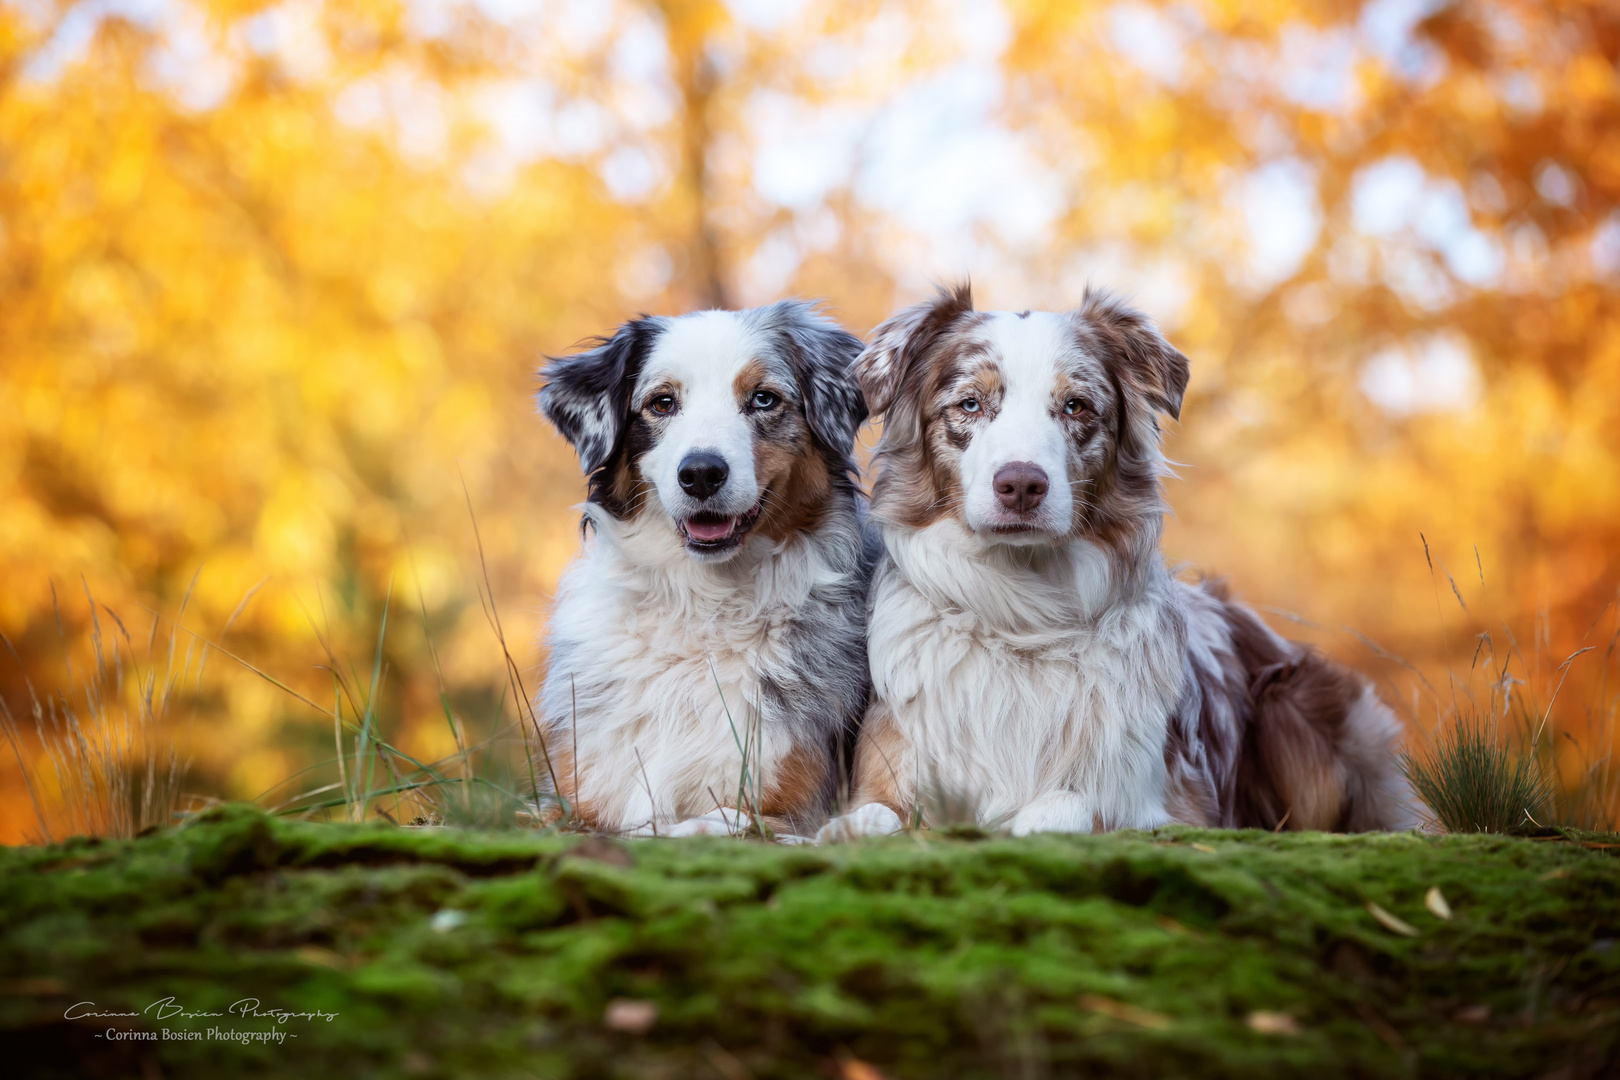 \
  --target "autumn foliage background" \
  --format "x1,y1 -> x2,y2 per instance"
2,0 -> 1618,841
